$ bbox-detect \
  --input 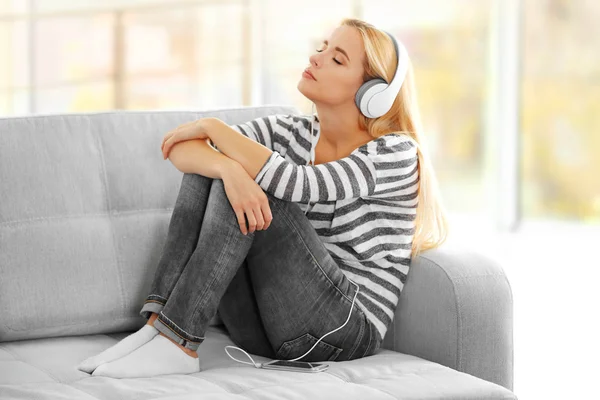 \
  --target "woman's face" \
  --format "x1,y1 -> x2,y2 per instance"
298,25 -> 366,107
